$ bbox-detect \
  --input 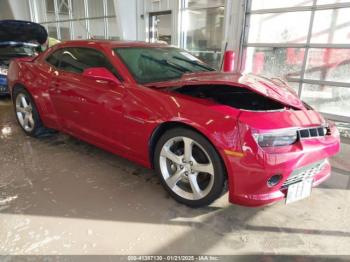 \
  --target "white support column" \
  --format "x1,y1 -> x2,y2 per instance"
103,0 -> 109,39
83,0 -> 90,39
224,0 -> 247,72
53,0 -> 61,39
136,0 -> 146,41
67,0 -> 74,40
114,0 -> 137,40
28,0 -> 40,23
